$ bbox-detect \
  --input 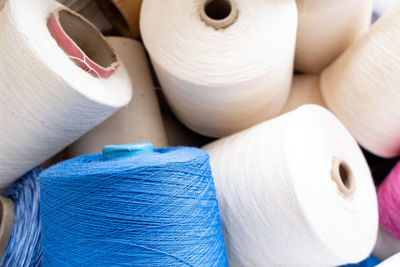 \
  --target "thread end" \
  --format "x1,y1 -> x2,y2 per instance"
102,143 -> 154,159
